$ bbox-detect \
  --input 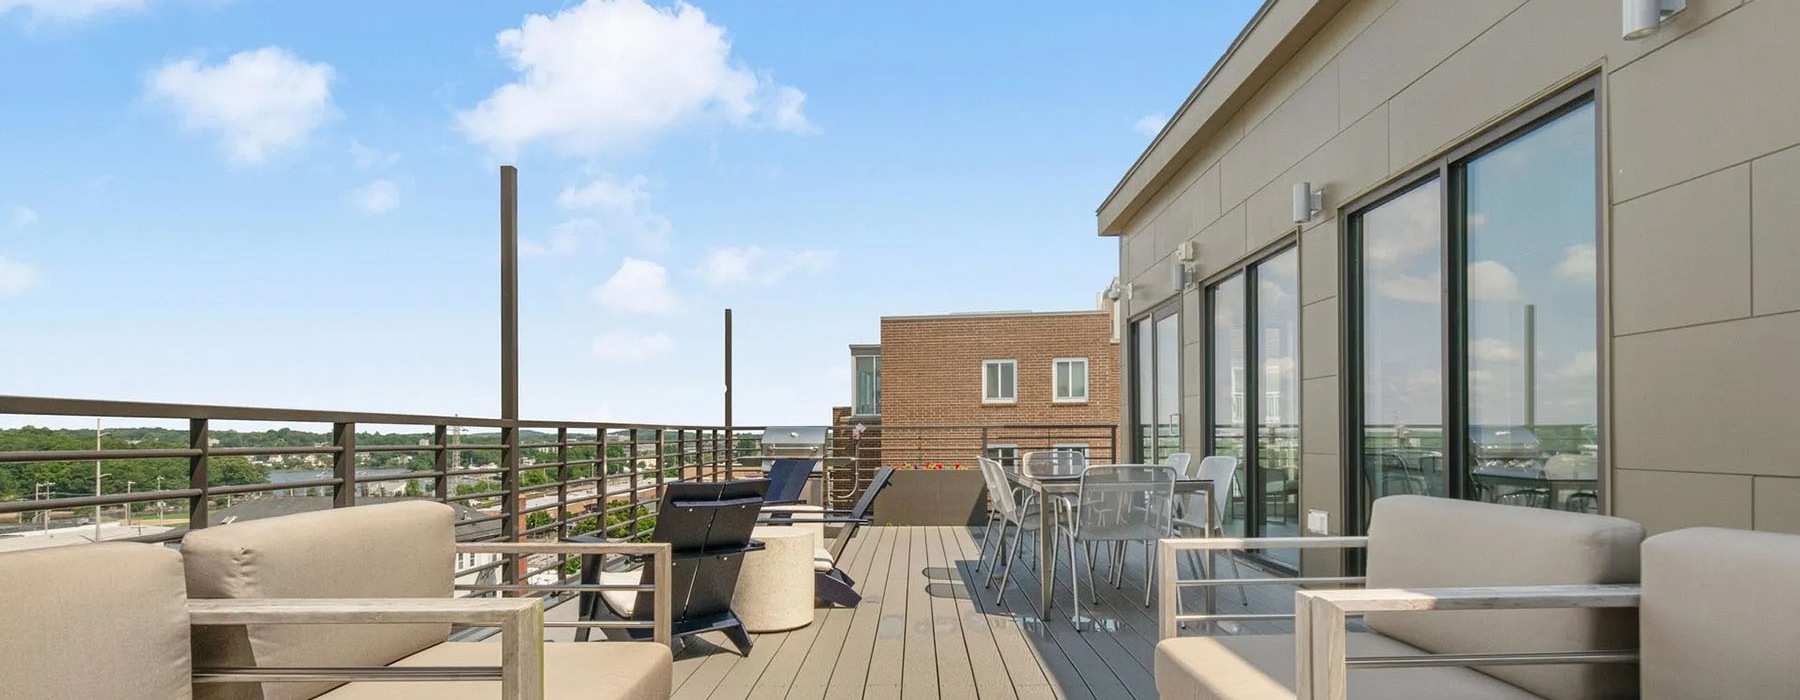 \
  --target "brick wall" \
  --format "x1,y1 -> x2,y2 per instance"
876,311 -> 1121,465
